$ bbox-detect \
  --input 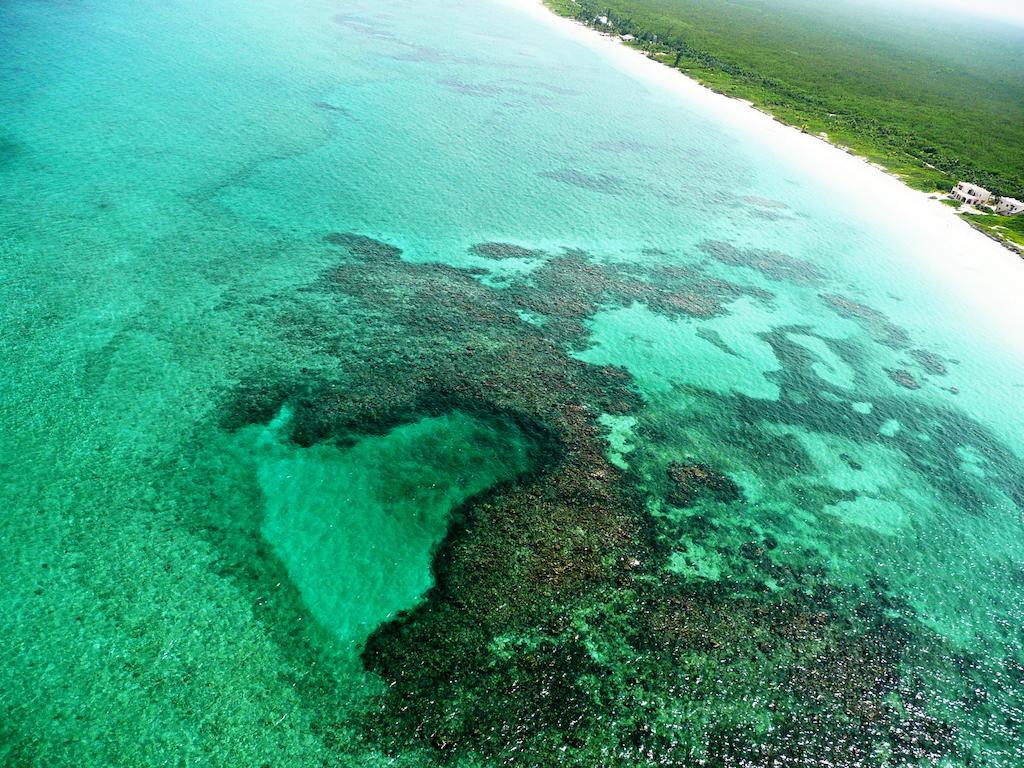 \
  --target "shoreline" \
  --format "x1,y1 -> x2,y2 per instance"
518,0 -> 1023,260
499,0 -> 1024,352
